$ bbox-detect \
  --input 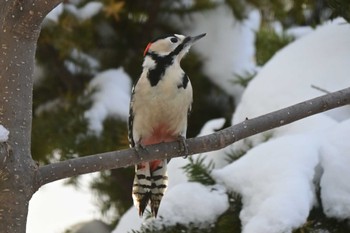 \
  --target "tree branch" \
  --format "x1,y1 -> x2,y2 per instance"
37,86 -> 350,187
34,0 -> 62,19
